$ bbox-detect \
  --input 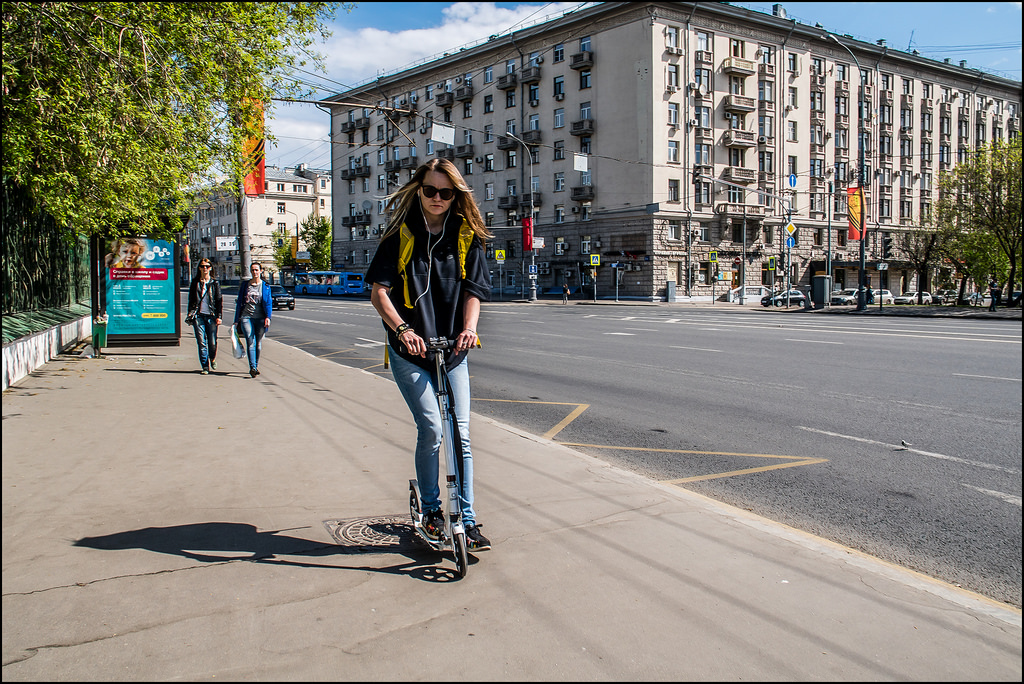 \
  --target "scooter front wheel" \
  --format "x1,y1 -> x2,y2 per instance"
453,530 -> 468,578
